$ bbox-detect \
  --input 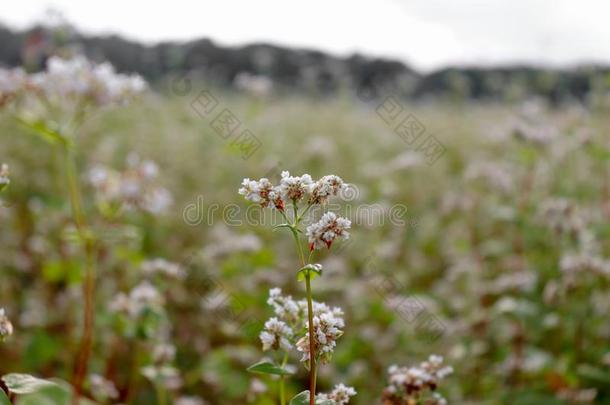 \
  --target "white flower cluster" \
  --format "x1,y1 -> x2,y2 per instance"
0,56 -> 146,109
0,68 -> 27,106
306,212 -> 351,251
109,281 -> 164,319
308,175 -> 347,205
239,177 -> 284,210
382,355 -> 453,405
261,288 -> 345,366
239,171 -> 348,209
538,198 -> 586,235
34,55 -> 146,105
88,154 -> 172,215
141,258 -> 185,279
0,163 -> 9,191
0,308 -> 14,341
260,317 -> 293,351
296,306 -> 345,366
141,365 -> 182,390
89,374 -> 119,401
316,384 -> 357,404
560,253 -> 610,280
